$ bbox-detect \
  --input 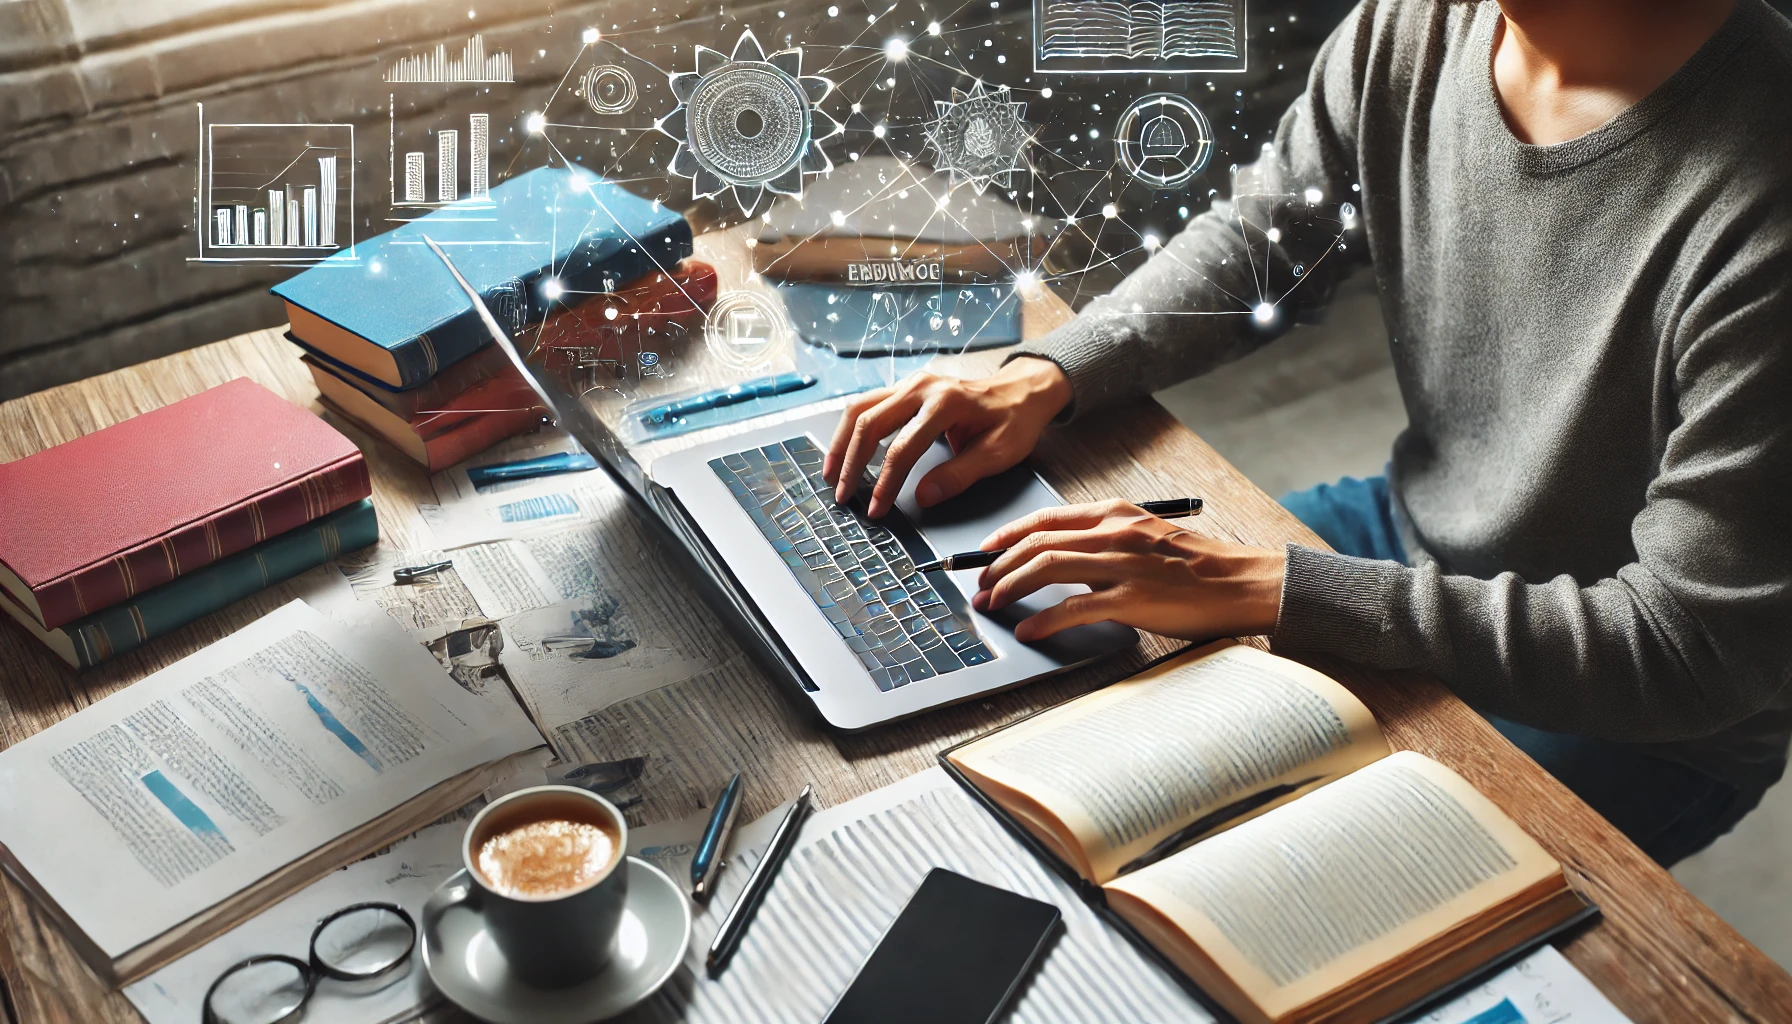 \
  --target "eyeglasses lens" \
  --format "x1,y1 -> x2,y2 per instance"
313,904 -> 414,980
206,959 -> 309,1024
